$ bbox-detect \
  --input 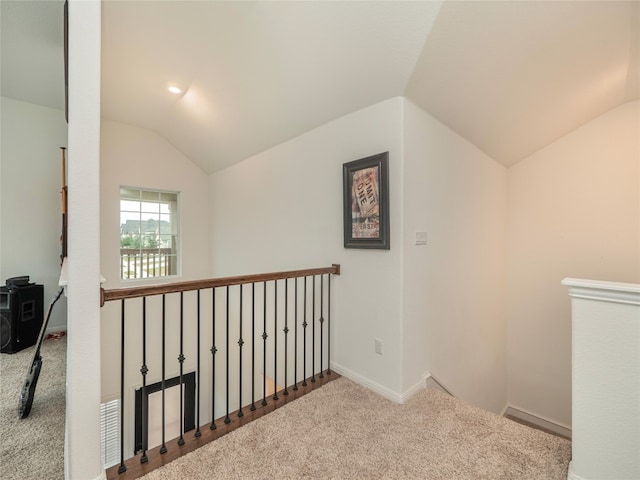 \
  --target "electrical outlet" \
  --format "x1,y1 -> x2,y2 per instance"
375,338 -> 383,355
415,231 -> 427,245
